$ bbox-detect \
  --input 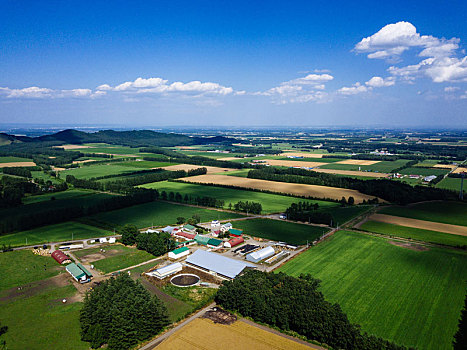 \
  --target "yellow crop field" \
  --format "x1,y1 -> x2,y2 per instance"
156,318 -> 319,350
334,159 -> 381,165
369,213 -> 467,236
279,152 -> 325,158
181,174 -> 382,203
264,159 -> 327,168
433,164 -> 457,170
452,167 -> 467,174
0,161 -> 36,168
